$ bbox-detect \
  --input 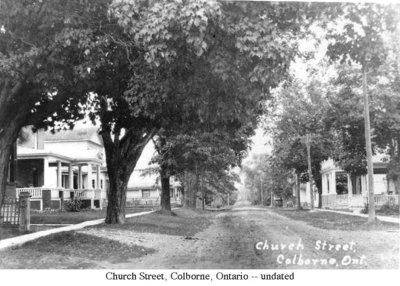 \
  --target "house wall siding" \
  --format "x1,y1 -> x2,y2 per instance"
45,141 -> 91,156
127,189 -> 160,199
